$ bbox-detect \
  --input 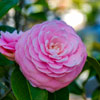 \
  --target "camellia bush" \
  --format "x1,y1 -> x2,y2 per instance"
0,0 -> 100,100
